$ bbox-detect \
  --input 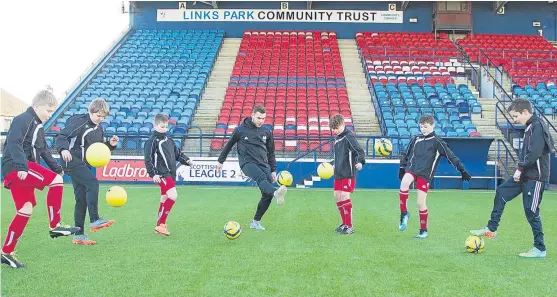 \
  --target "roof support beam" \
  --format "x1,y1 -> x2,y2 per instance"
197,1 -> 217,9
493,1 -> 507,13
